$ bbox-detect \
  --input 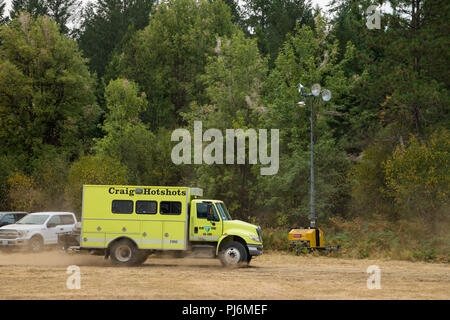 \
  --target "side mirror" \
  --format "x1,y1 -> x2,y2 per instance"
206,204 -> 214,221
